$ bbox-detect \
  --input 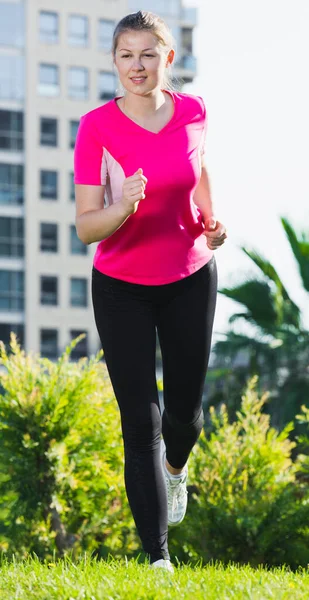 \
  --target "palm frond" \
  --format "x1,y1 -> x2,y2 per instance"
281,216 -> 309,293
242,248 -> 281,286
213,332 -> 279,372
219,280 -> 277,327
228,312 -> 252,324
241,247 -> 301,328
